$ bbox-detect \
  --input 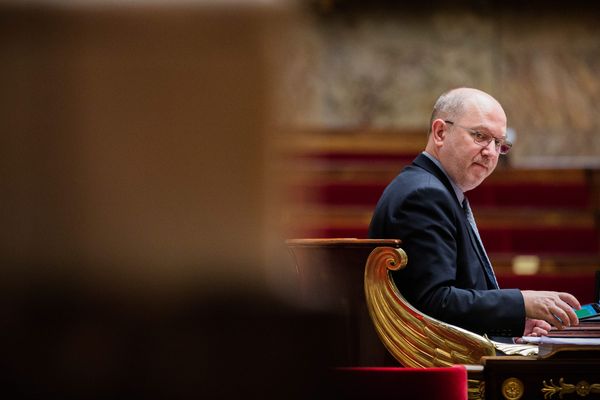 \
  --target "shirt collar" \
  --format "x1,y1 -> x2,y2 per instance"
421,151 -> 464,204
